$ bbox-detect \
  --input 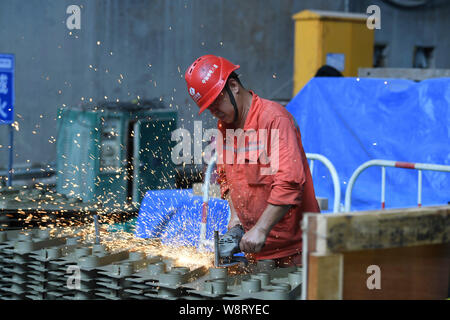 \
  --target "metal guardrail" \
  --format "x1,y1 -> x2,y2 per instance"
306,153 -> 341,213
199,152 -> 341,257
302,153 -> 340,300
344,159 -> 450,212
